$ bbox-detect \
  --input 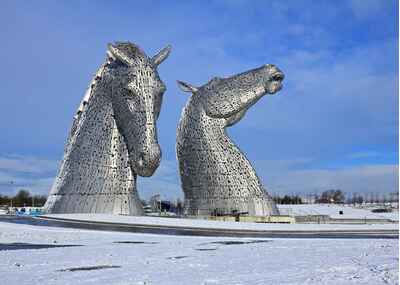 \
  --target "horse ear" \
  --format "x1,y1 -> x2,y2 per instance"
151,45 -> 172,66
177,80 -> 198,93
107,43 -> 134,66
